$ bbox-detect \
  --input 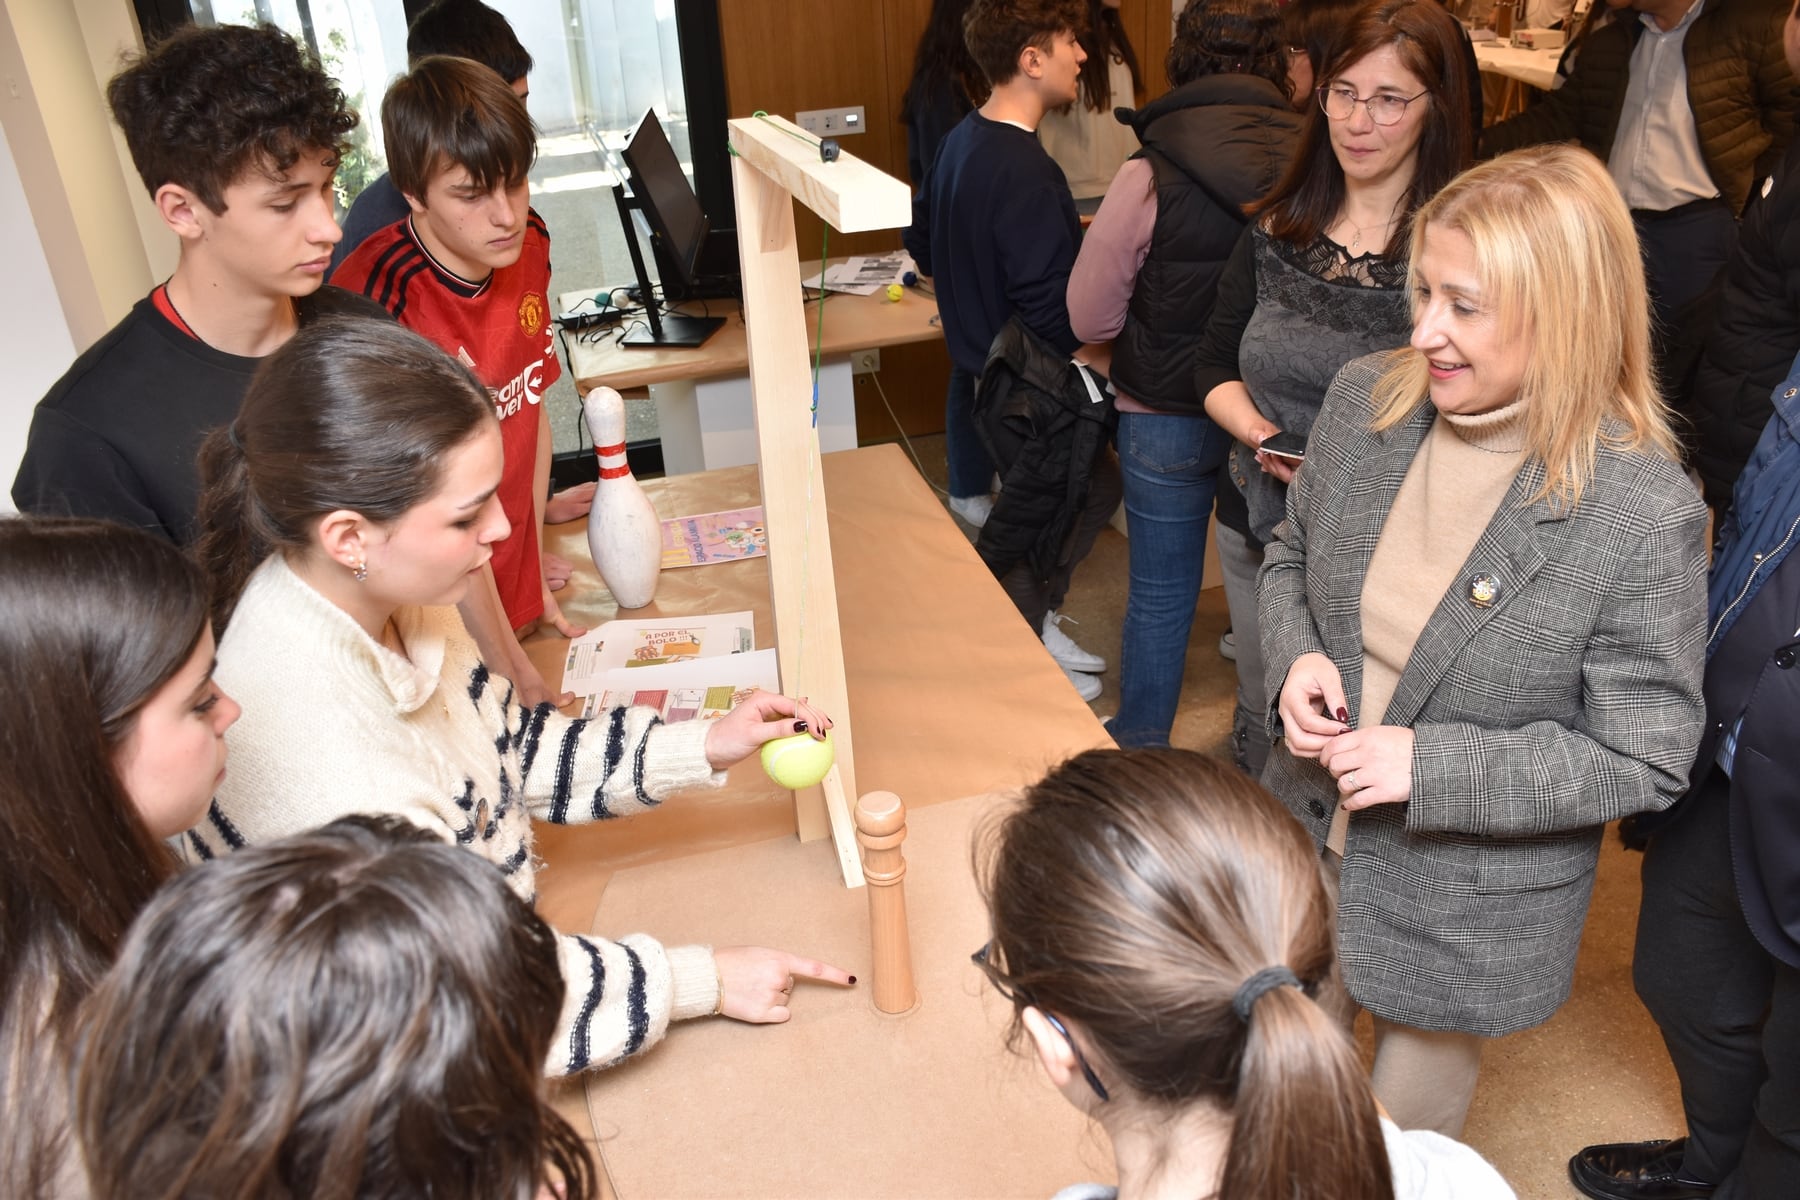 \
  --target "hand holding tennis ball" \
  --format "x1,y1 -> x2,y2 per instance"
703,690 -> 834,771
761,729 -> 836,789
